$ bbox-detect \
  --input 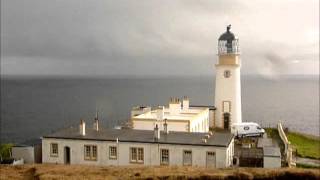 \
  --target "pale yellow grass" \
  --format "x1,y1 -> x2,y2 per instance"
0,164 -> 319,180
